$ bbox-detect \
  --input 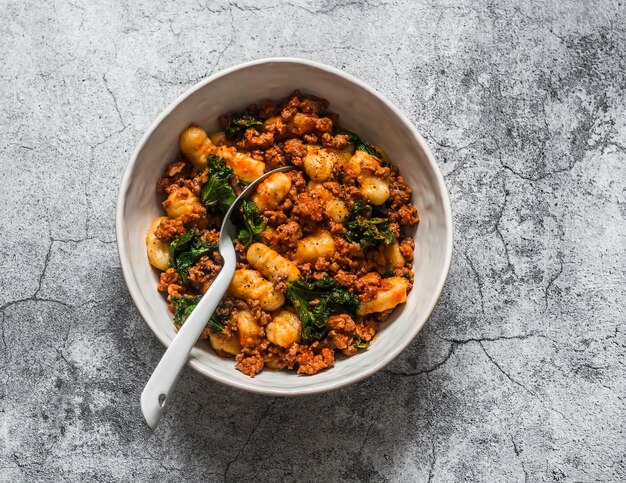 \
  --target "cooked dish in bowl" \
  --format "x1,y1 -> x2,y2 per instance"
146,91 -> 419,377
